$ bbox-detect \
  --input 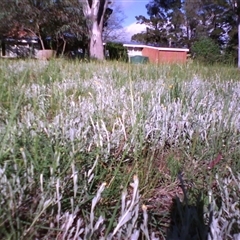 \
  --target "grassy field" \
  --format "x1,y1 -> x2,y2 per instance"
0,59 -> 239,239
